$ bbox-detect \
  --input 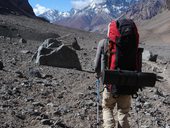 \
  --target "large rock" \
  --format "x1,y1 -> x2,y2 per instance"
32,38 -> 82,70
